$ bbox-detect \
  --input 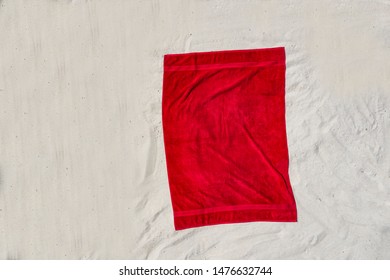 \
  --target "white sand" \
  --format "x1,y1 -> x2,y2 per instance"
0,0 -> 389,259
